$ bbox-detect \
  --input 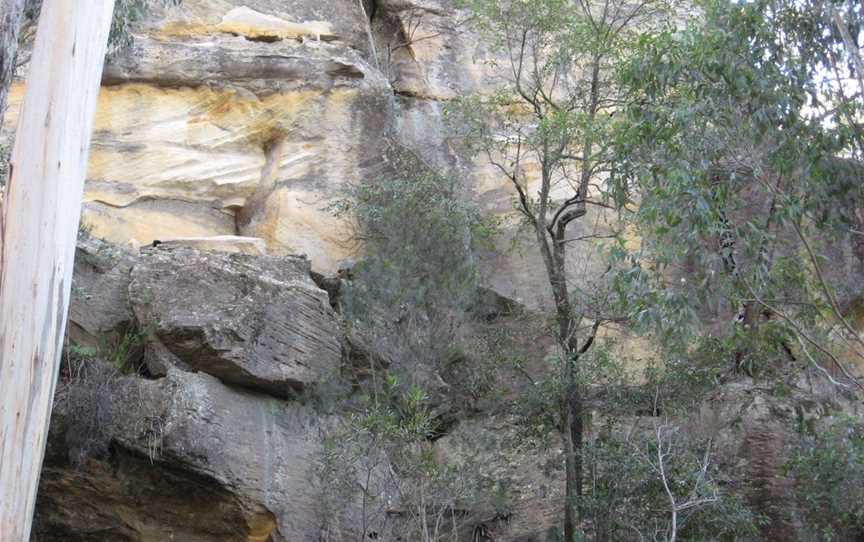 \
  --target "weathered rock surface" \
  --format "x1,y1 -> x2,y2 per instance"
69,234 -> 137,345
43,228 -> 864,542
35,238 -> 352,541
35,368 -> 324,542
694,375 -> 863,541
155,235 -> 268,254
435,415 -> 563,542
10,0 -> 861,539
0,0 -> 609,305
129,246 -> 342,397
373,0 -> 505,100
3,0 -> 392,274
